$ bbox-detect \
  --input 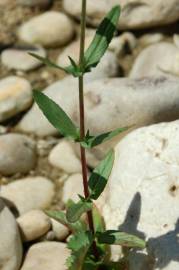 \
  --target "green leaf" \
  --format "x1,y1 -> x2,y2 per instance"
97,230 -> 146,249
92,205 -> 108,259
67,231 -> 93,270
81,127 -> 128,148
45,210 -> 86,233
92,205 -> 105,233
29,53 -> 81,77
83,5 -> 120,72
88,150 -> 114,200
66,200 -> 92,223
83,259 -> 102,270
33,90 -> 79,140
